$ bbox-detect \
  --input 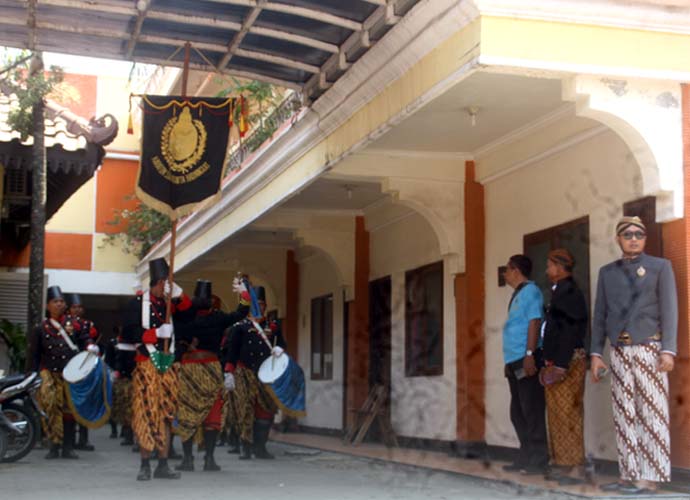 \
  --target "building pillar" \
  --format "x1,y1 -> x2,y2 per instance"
664,83 -> 690,468
456,160 -> 486,454
346,216 -> 370,426
285,249 -> 299,360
